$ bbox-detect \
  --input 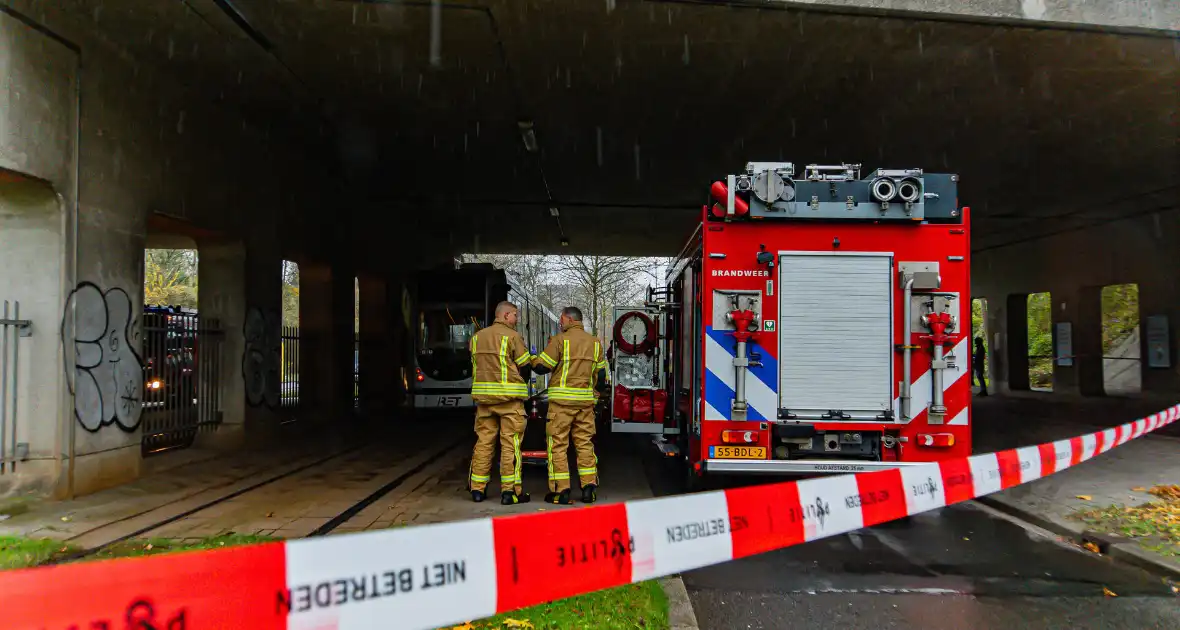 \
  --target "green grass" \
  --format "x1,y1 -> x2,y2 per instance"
445,581 -> 669,630
0,533 -> 280,570
0,536 -> 75,570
